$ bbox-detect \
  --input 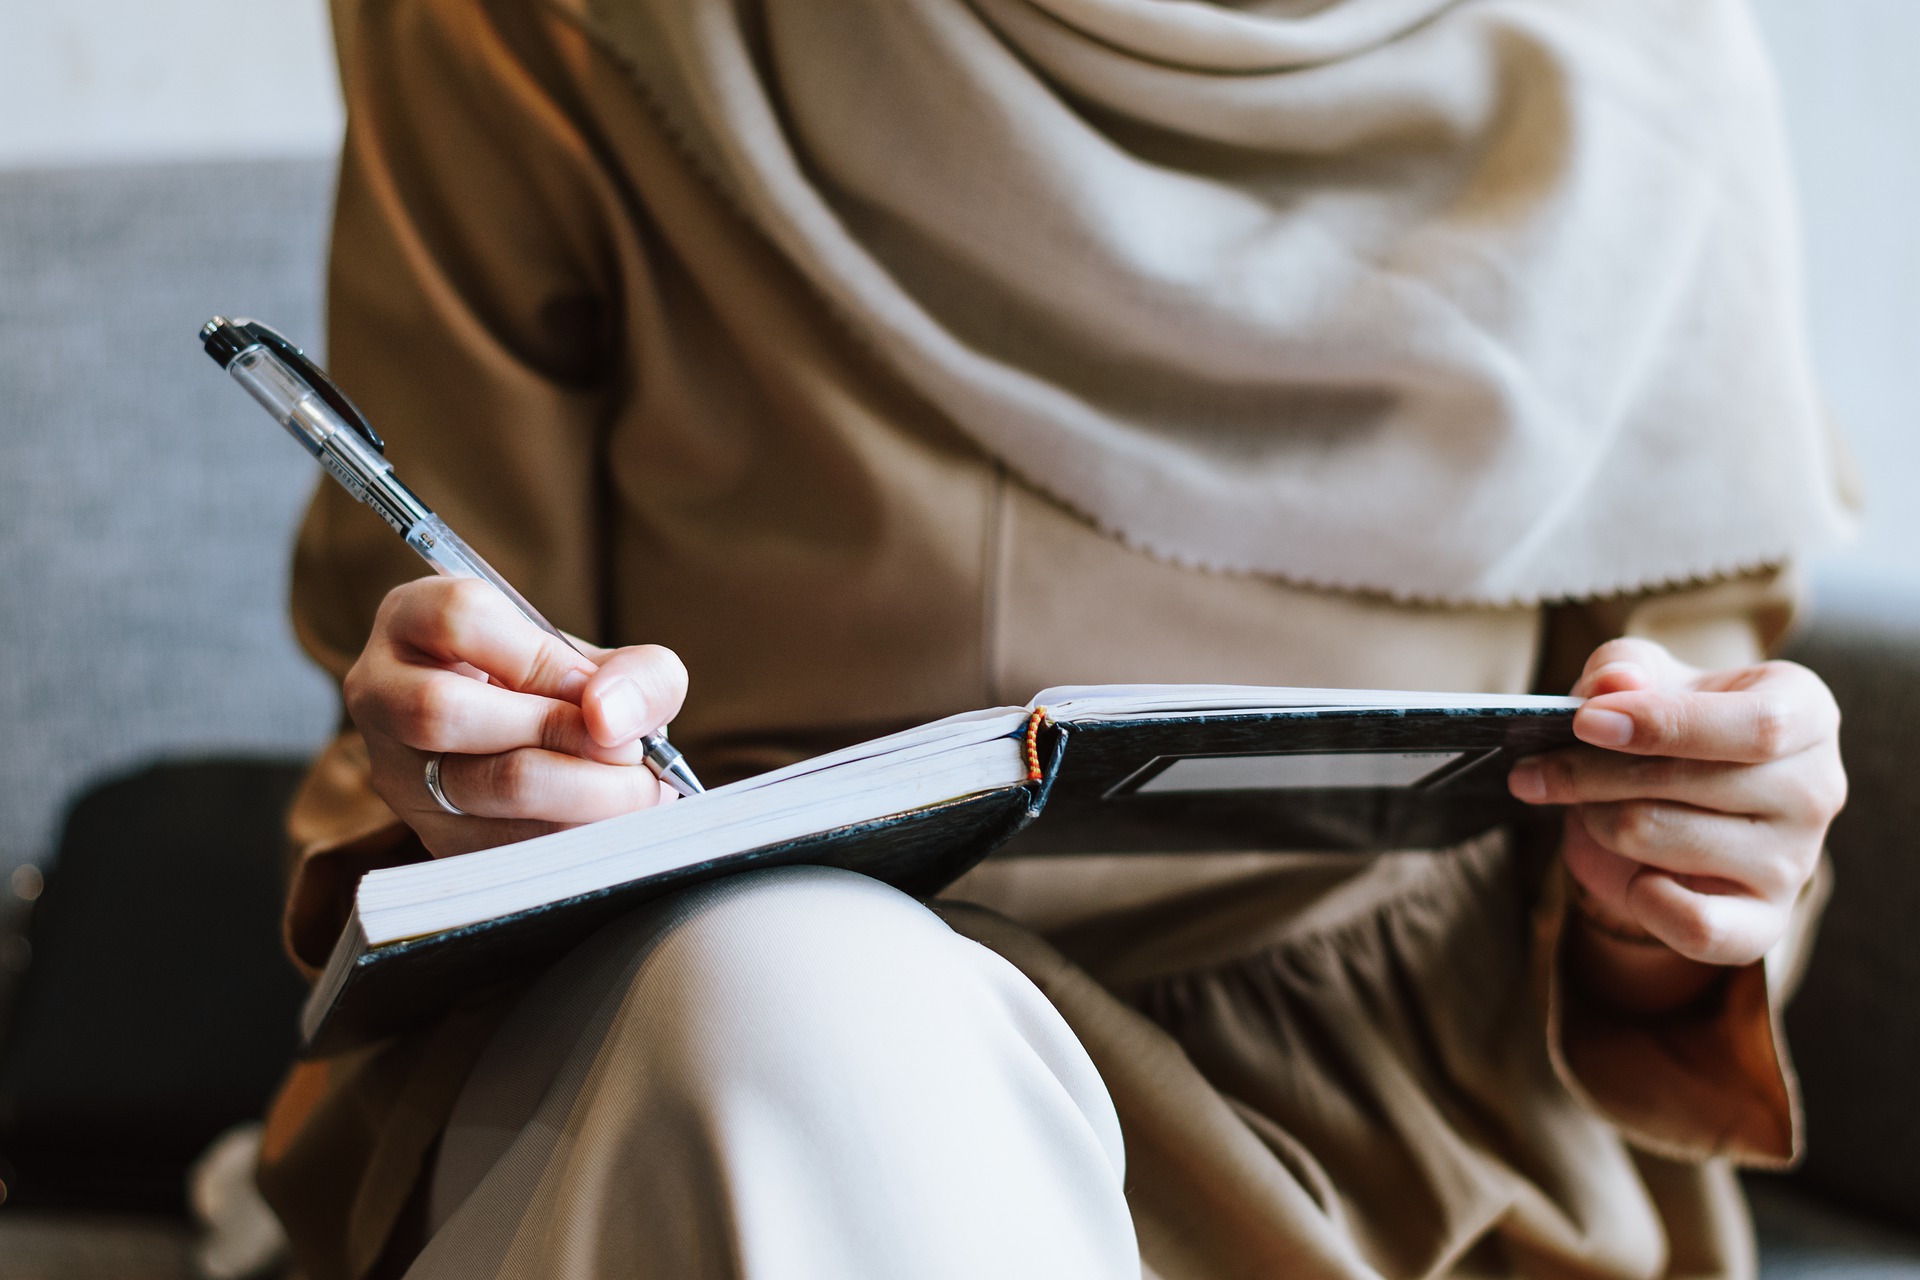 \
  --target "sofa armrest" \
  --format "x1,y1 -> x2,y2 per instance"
1778,593 -> 1920,1232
